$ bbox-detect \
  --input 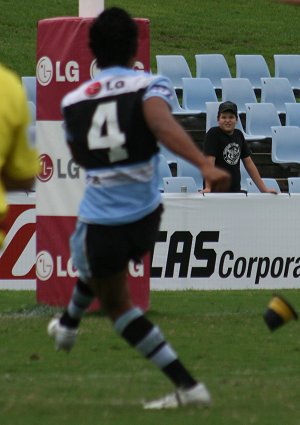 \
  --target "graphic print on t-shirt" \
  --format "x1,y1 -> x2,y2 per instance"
223,142 -> 240,165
